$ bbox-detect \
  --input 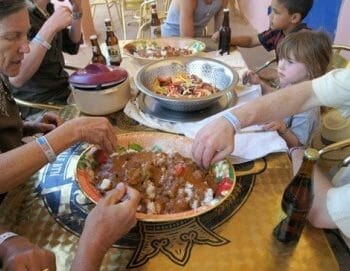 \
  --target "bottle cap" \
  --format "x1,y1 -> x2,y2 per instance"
89,35 -> 97,40
104,18 -> 111,23
304,148 -> 320,161
223,8 -> 229,12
